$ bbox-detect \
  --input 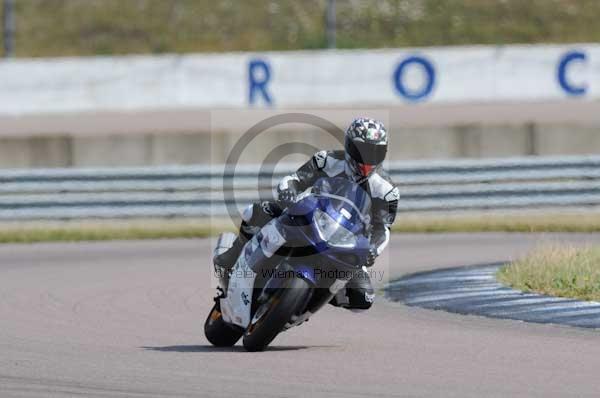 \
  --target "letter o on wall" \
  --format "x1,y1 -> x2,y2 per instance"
393,56 -> 436,102
557,51 -> 588,97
